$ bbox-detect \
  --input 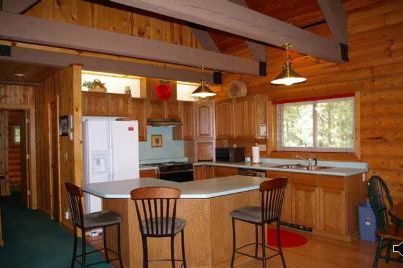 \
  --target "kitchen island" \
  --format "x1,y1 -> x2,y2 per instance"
83,176 -> 266,268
